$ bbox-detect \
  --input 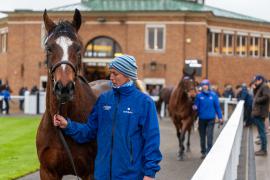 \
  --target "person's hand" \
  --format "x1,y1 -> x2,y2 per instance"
53,114 -> 68,128
192,105 -> 197,111
218,119 -> 224,128
143,176 -> 154,180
